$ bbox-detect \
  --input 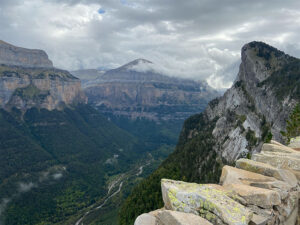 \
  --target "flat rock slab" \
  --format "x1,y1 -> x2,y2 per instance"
261,143 -> 300,155
157,210 -> 213,225
220,166 -> 292,200
161,179 -> 253,225
270,140 -> 286,147
252,152 -> 300,172
220,165 -> 276,186
236,158 -> 298,187
223,183 -> 281,208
